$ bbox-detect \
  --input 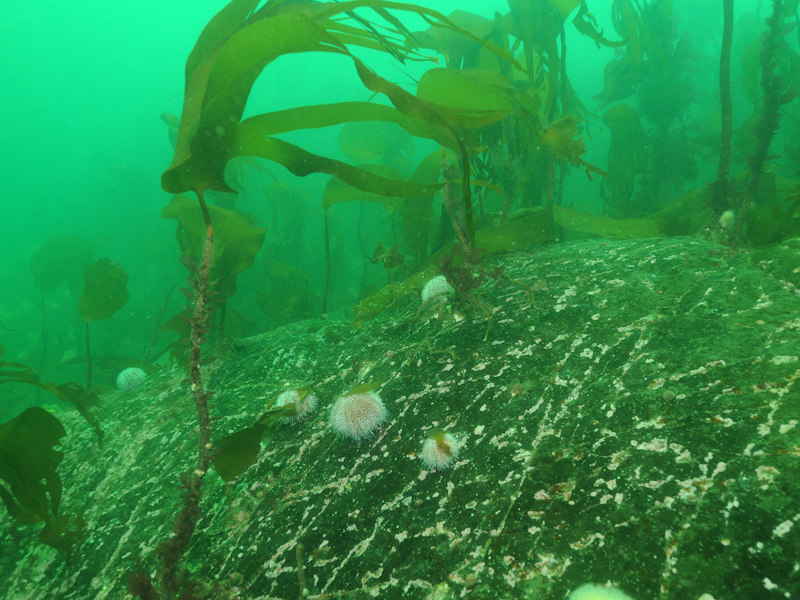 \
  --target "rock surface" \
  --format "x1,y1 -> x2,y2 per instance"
2,236 -> 800,600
